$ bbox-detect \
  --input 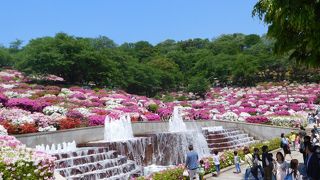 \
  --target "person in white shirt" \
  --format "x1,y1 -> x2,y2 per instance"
212,150 -> 220,176
233,150 -> 241,173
